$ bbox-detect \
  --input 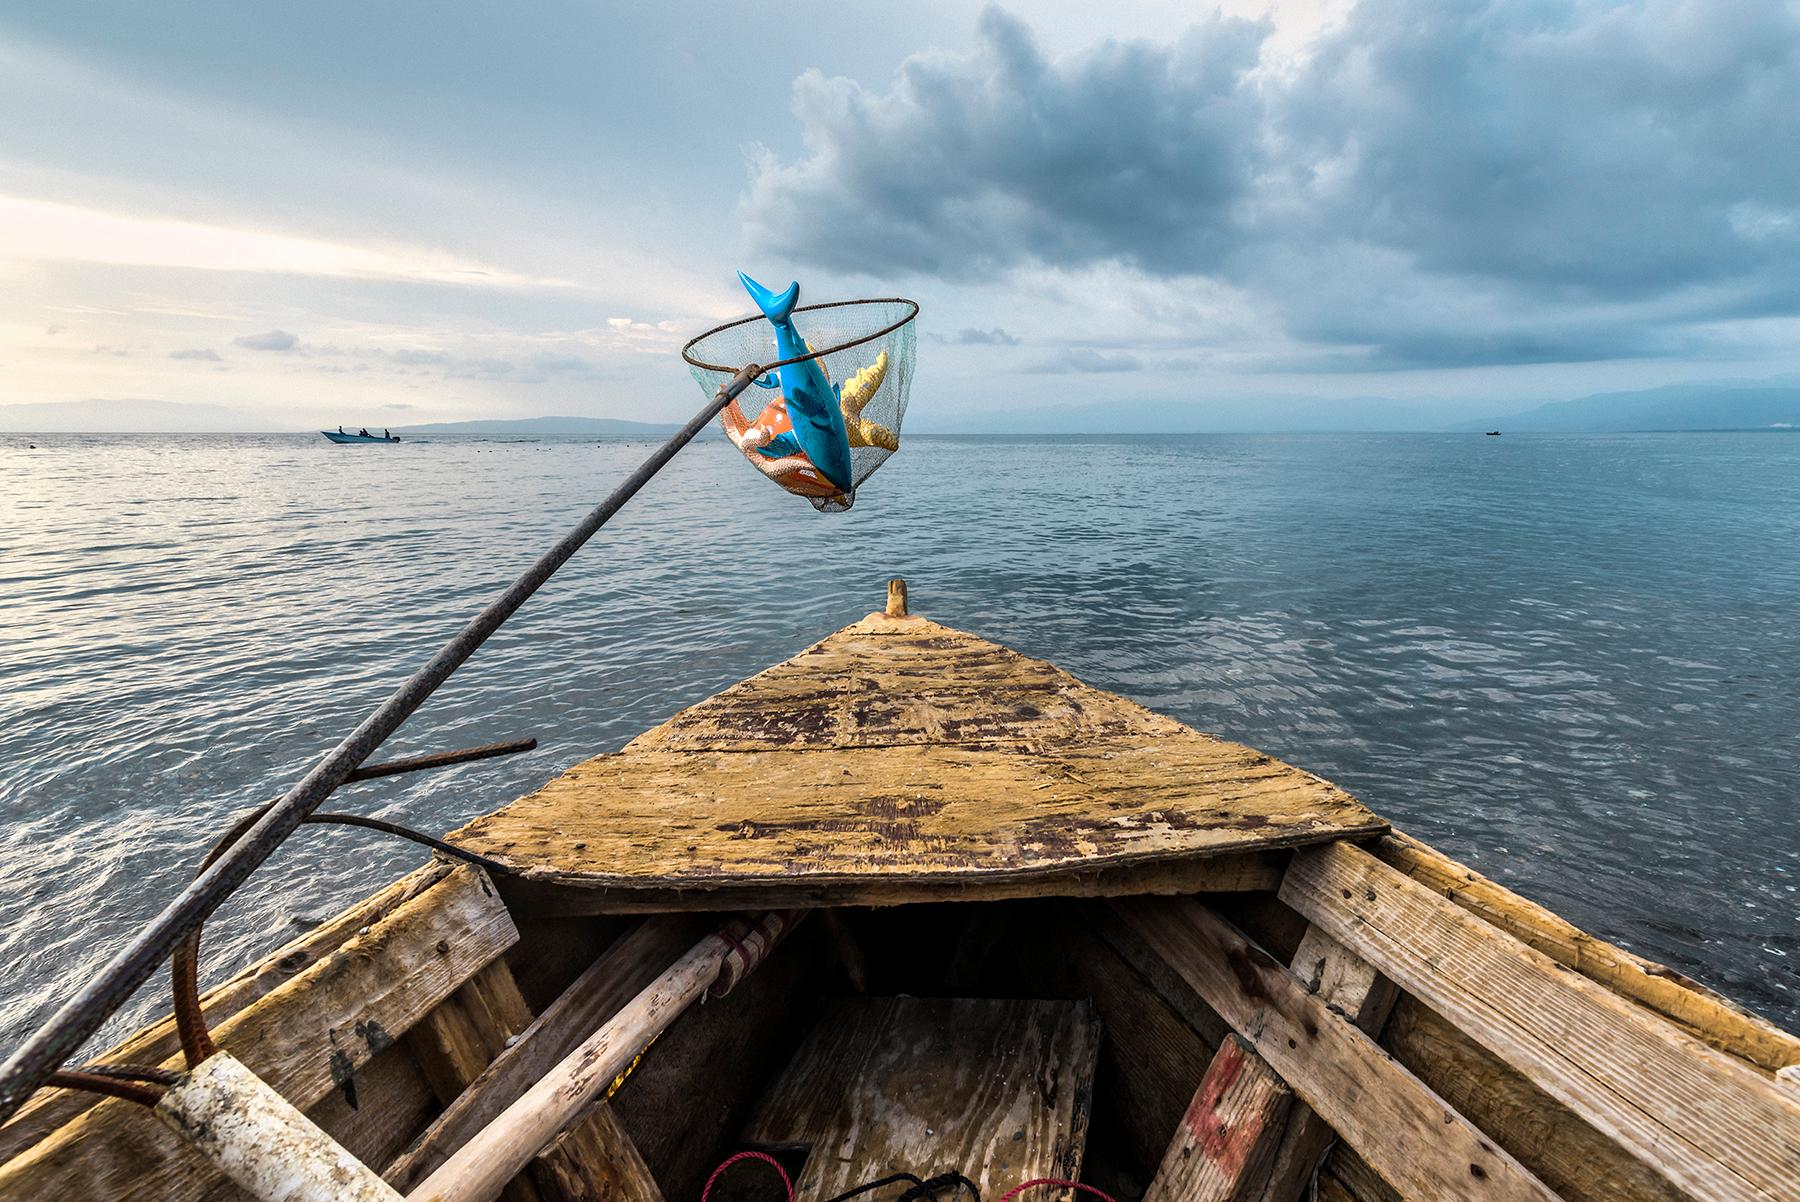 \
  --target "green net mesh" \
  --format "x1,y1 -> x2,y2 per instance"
684,298 -> 918,512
